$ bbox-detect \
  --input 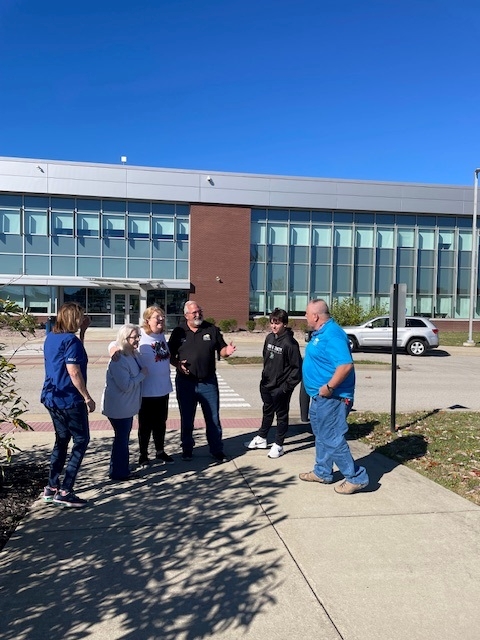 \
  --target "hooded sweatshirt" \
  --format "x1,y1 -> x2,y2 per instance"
261,328 -> 302,394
